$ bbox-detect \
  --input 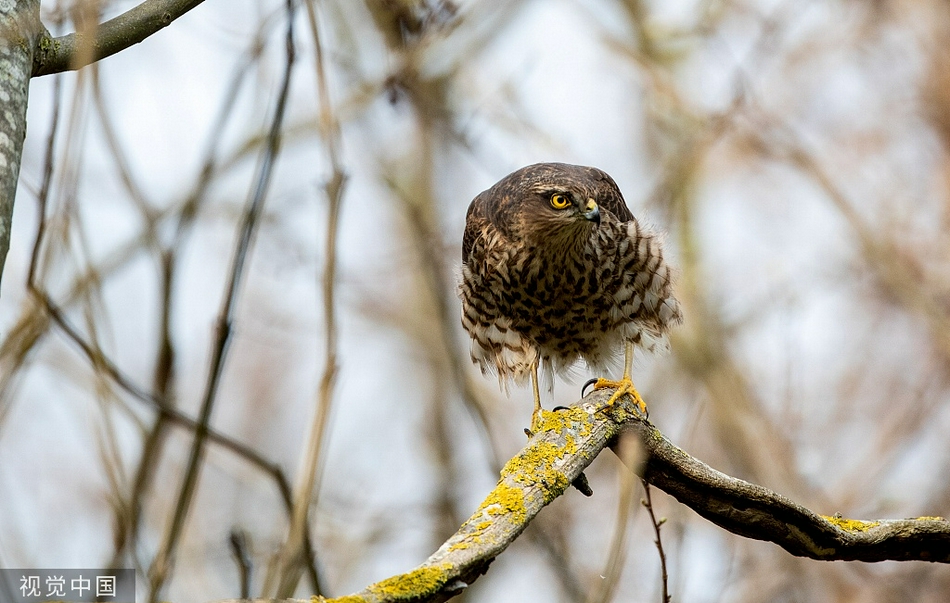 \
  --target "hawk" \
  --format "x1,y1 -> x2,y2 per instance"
459,162 -> 682,426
